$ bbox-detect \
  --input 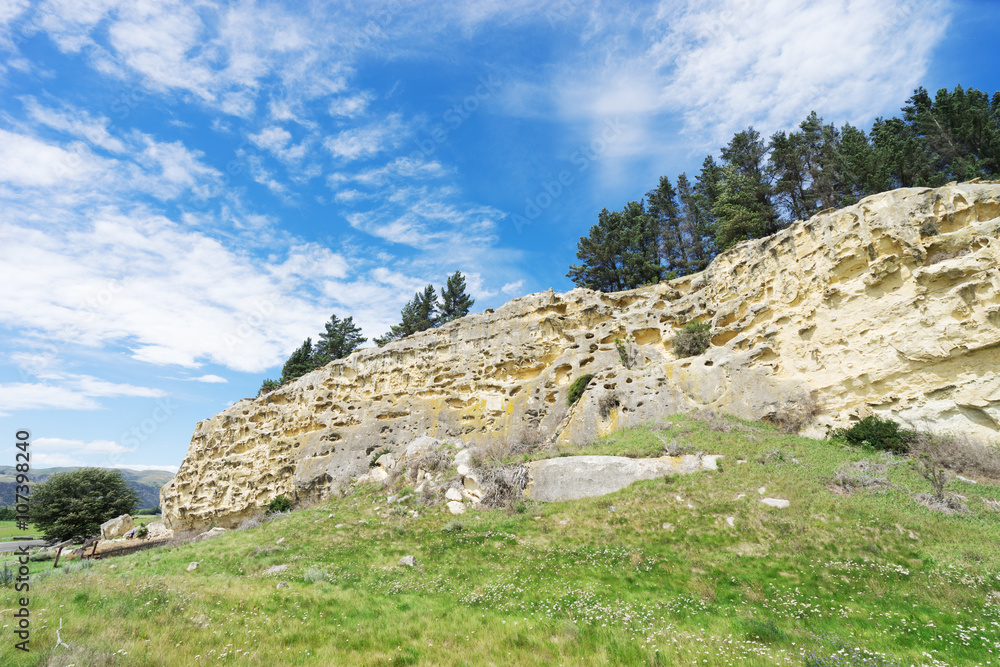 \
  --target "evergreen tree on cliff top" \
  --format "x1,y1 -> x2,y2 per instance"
438,271 -> 475,324
375,285 -> 439,345
316,314 -> 366,361
567,201 -> 660,292
281,337 -> 320,384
